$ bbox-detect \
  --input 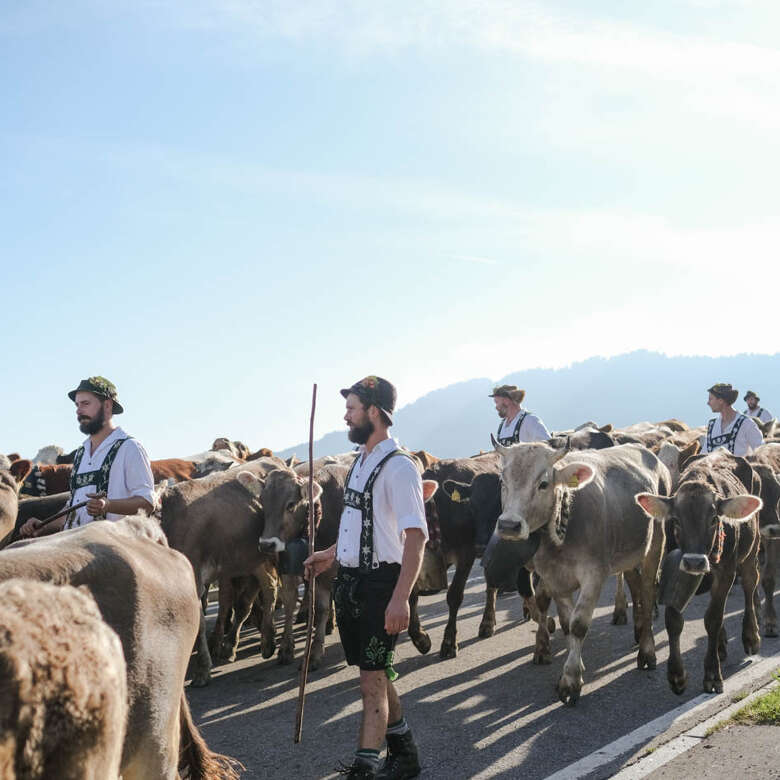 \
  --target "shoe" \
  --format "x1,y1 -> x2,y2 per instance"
377,732 -> 421,779
335,759 -> 378,778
